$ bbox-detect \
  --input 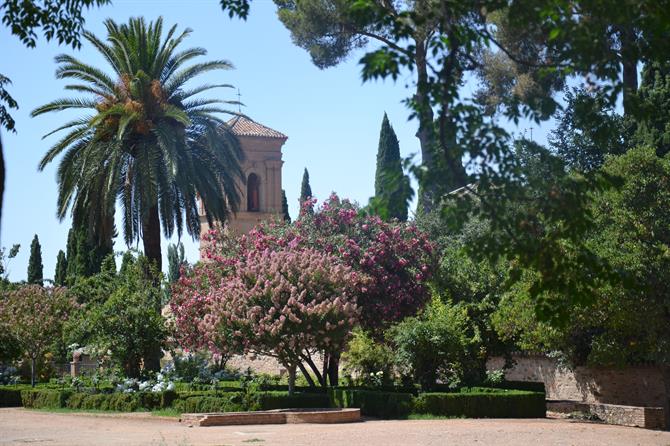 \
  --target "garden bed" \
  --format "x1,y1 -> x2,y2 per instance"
2,384 -> 546,420
181,408 -> 361,426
